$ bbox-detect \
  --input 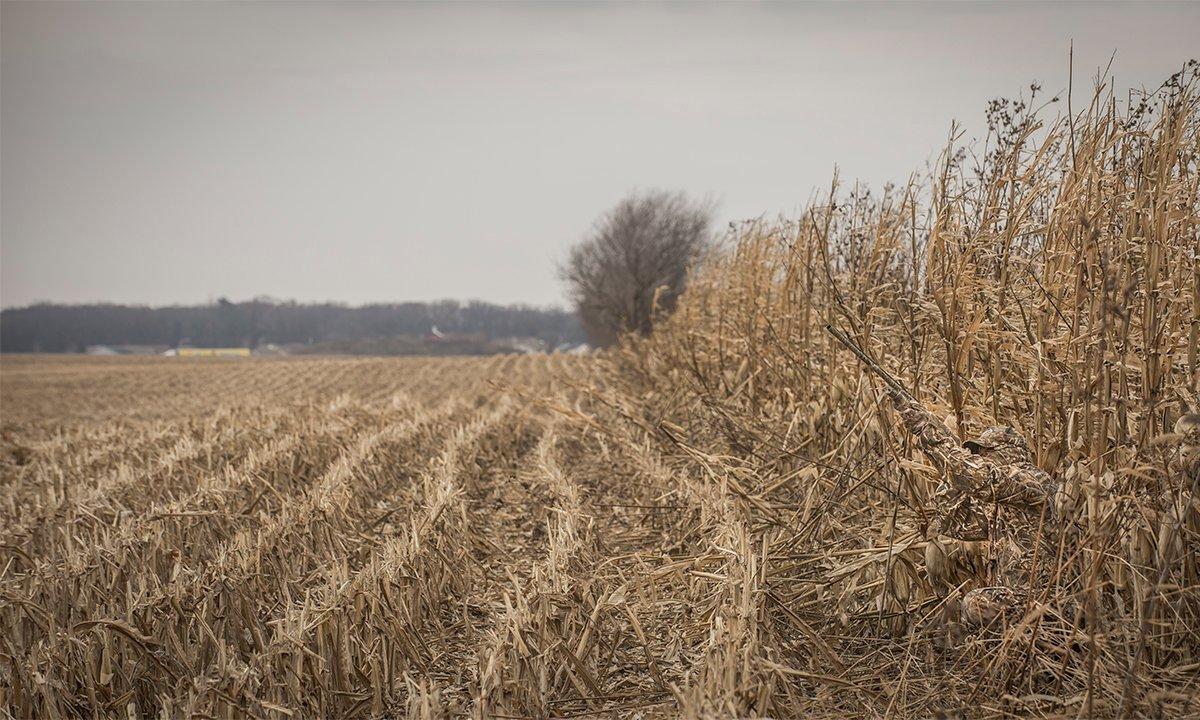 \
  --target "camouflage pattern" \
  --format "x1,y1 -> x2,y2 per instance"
960,585 -> 1029,627
825,325 -> 1058,627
